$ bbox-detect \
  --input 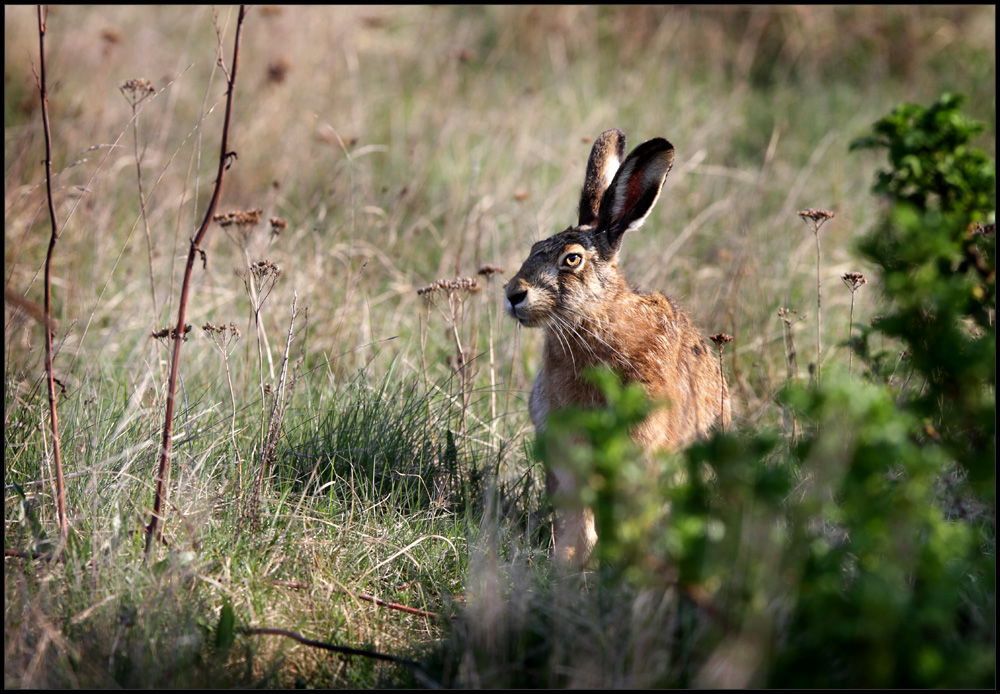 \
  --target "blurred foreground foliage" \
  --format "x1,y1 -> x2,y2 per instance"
520,93 -> 995,687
